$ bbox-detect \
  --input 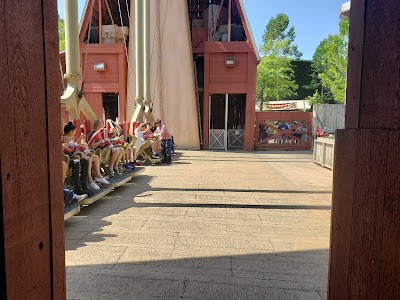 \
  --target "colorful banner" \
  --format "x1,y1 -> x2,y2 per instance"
263,102 -> 297,111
